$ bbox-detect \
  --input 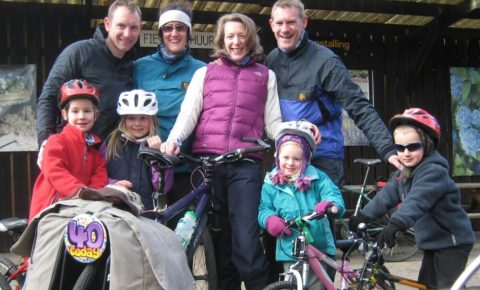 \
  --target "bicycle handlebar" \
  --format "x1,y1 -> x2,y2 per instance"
138,137 -> 271,170
285,207 -> 338,228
